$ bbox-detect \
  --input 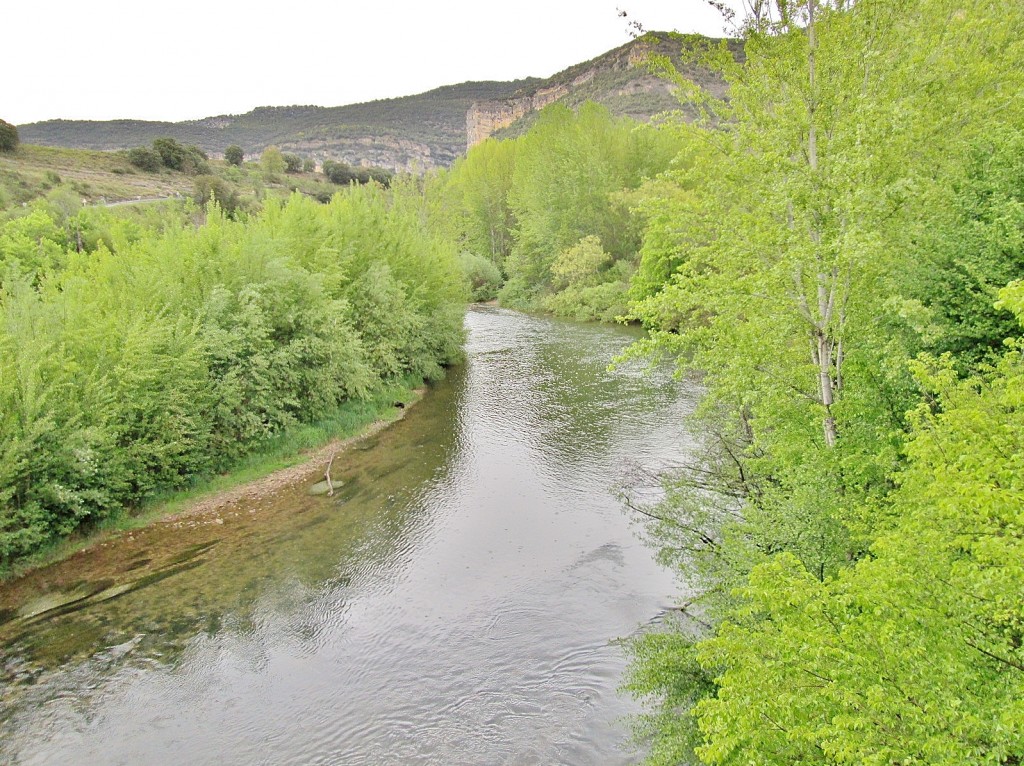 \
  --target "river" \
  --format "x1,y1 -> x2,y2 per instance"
0,306 -> 698,765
